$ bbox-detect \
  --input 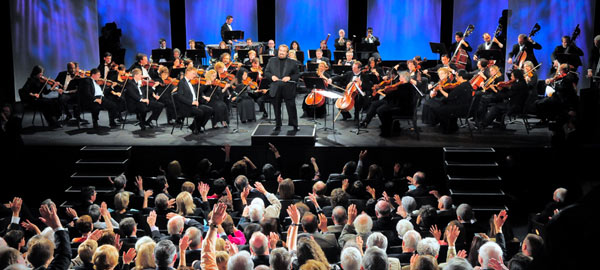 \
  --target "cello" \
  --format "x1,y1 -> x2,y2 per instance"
450,24 -> 475,70
334,79 -> 361,121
